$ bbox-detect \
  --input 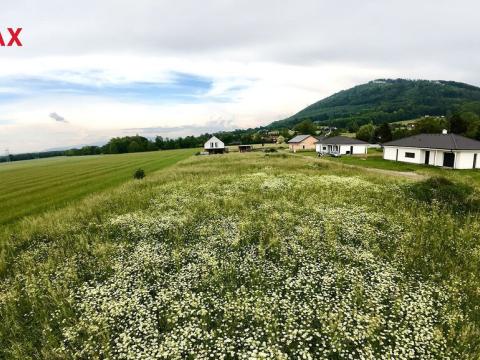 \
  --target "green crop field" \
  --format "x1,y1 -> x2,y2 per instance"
1,151 -> 480,358
0,149 -> 195,225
